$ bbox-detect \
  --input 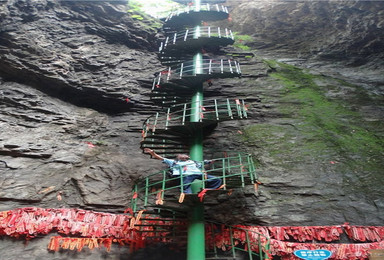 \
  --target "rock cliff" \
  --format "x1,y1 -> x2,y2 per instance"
0,0 -> 383,259
0,0 -> 164,211
225,0 -> 384,88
